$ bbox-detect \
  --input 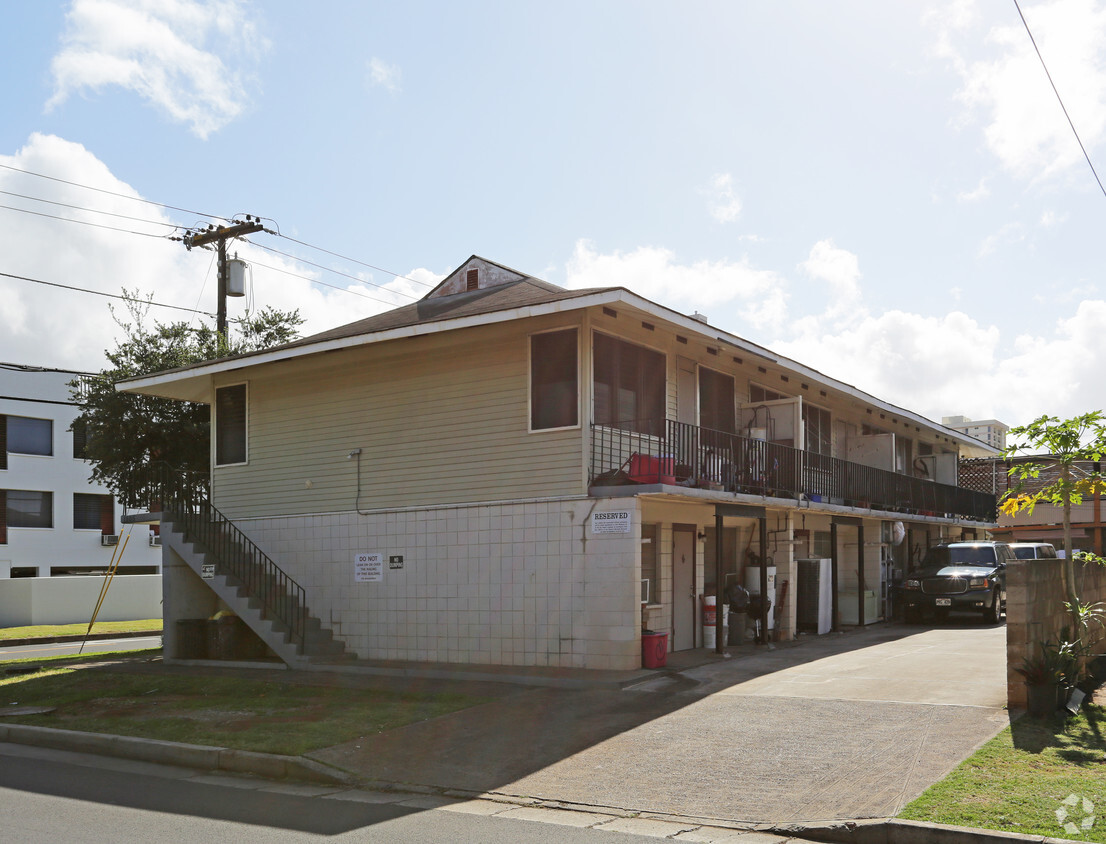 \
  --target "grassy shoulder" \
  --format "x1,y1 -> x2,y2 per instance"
0,656 -> 486,756
0,620 -> 162,640
899,704 -> 1106,841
